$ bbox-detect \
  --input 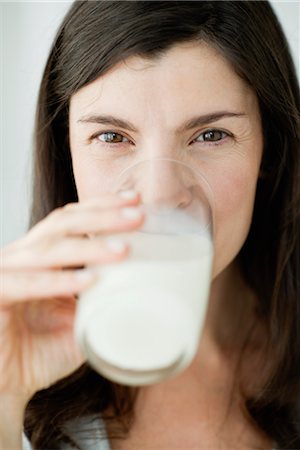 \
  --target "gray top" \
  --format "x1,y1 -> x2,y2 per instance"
22,415 -> 110,450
